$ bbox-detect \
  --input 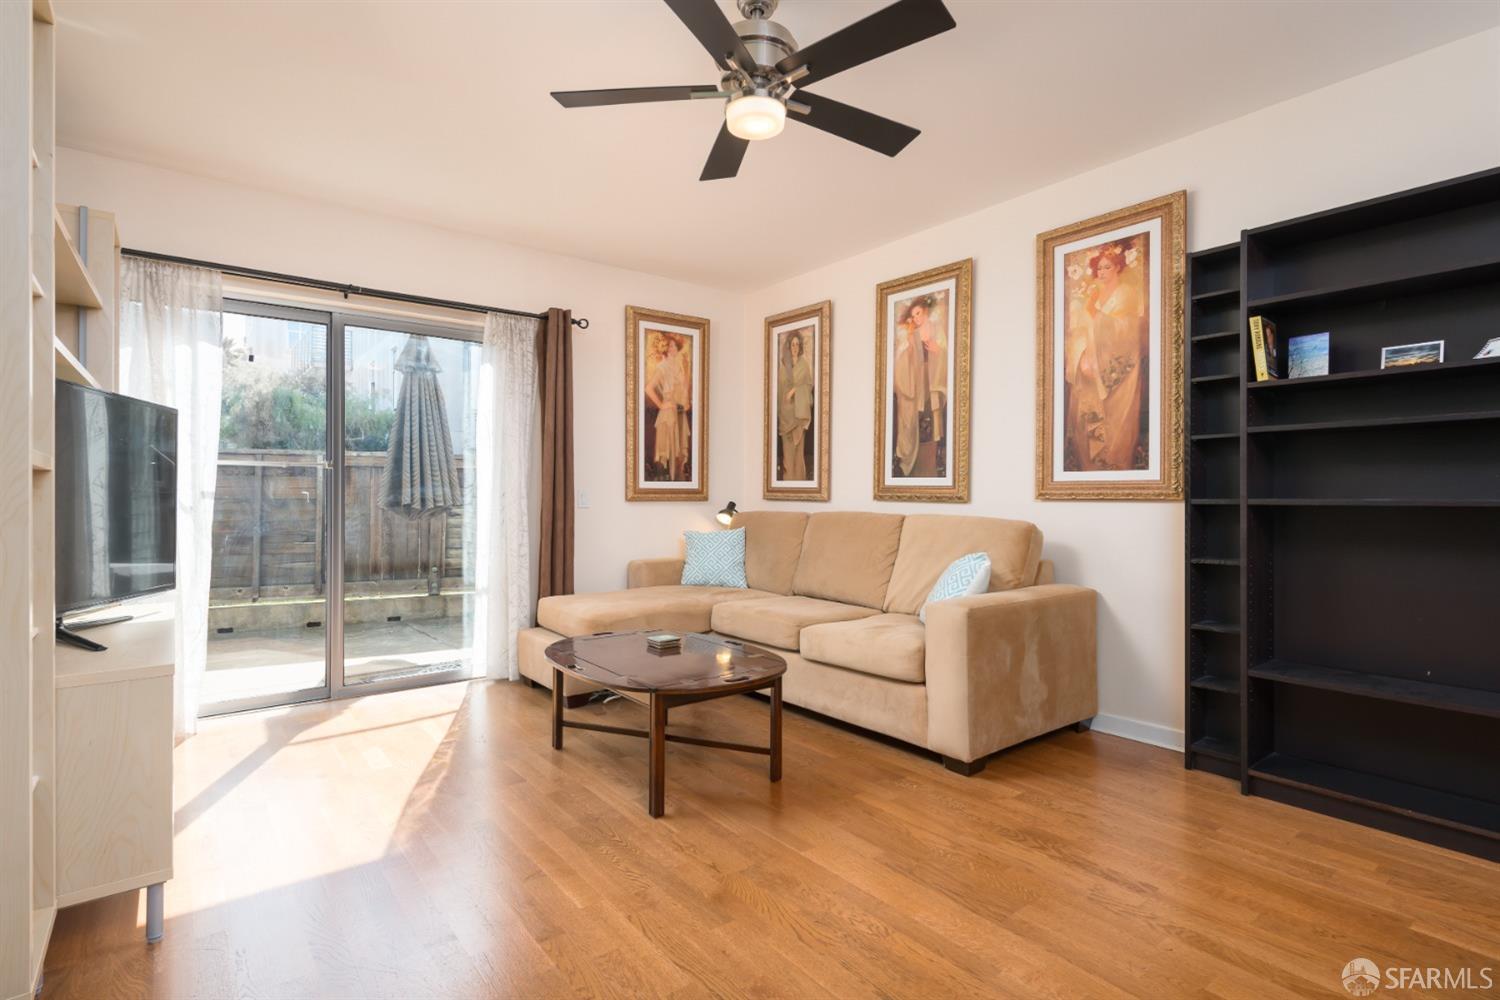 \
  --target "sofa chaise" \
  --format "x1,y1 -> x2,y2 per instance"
517,510 -> 1097,773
